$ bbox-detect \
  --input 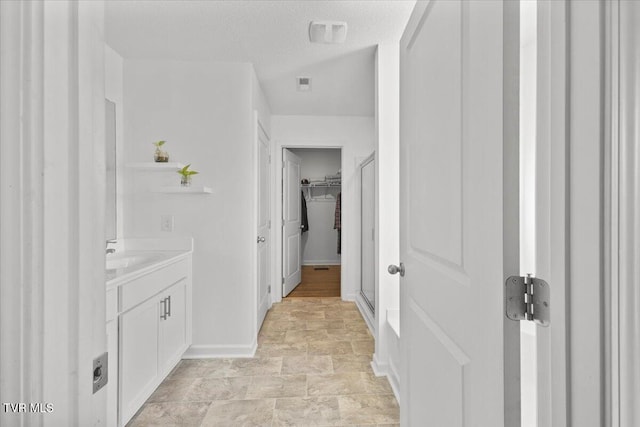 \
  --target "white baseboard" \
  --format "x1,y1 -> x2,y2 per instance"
355,294 -> 375,335
342,291 -> 357,302
183,341 -> 257,359
388,356 -> 401,404
372,352 -> 400,404
301,261 -> 341,266
371,353 -> 388,376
